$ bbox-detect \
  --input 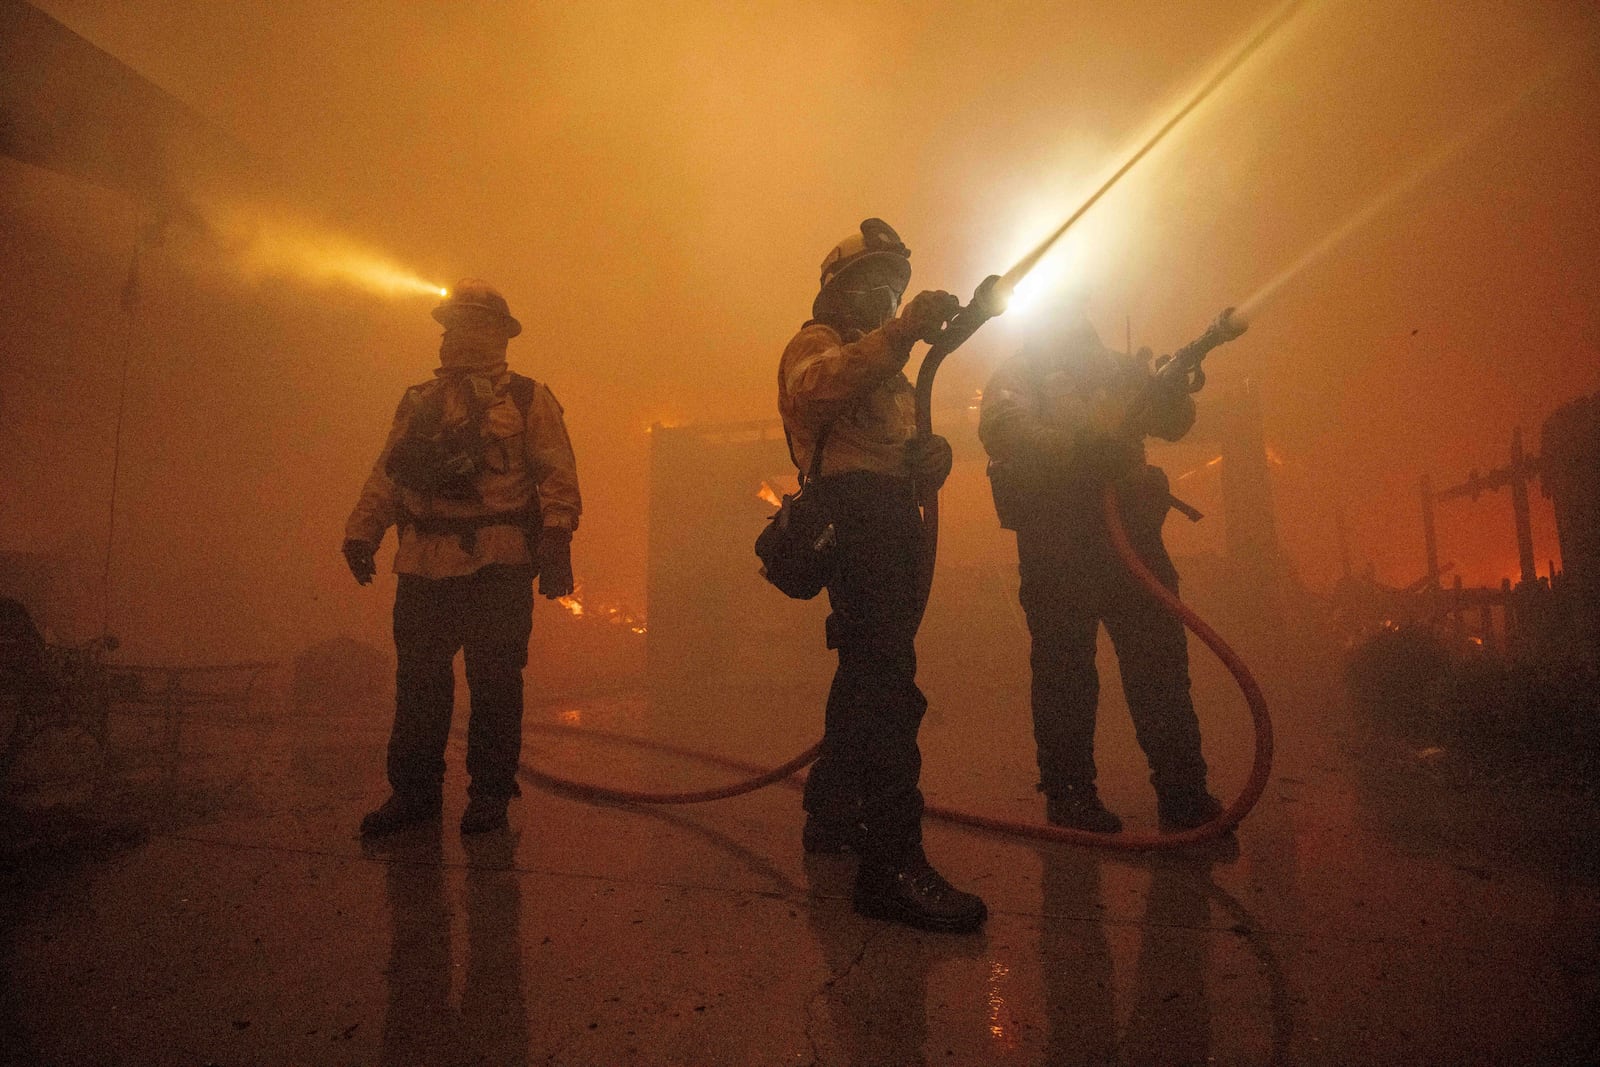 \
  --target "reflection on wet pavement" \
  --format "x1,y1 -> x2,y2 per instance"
3,664 -> 1597,1064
